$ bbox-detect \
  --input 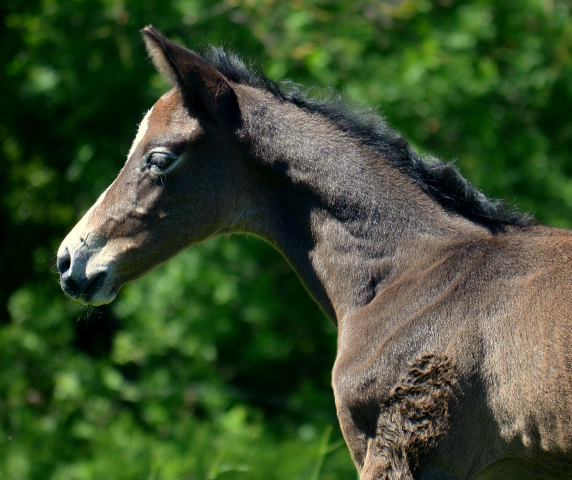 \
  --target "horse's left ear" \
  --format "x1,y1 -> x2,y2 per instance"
141,25 -> 240,127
